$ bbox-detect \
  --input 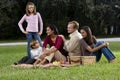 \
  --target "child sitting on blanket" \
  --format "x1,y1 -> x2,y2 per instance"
14,40 -> 43,65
